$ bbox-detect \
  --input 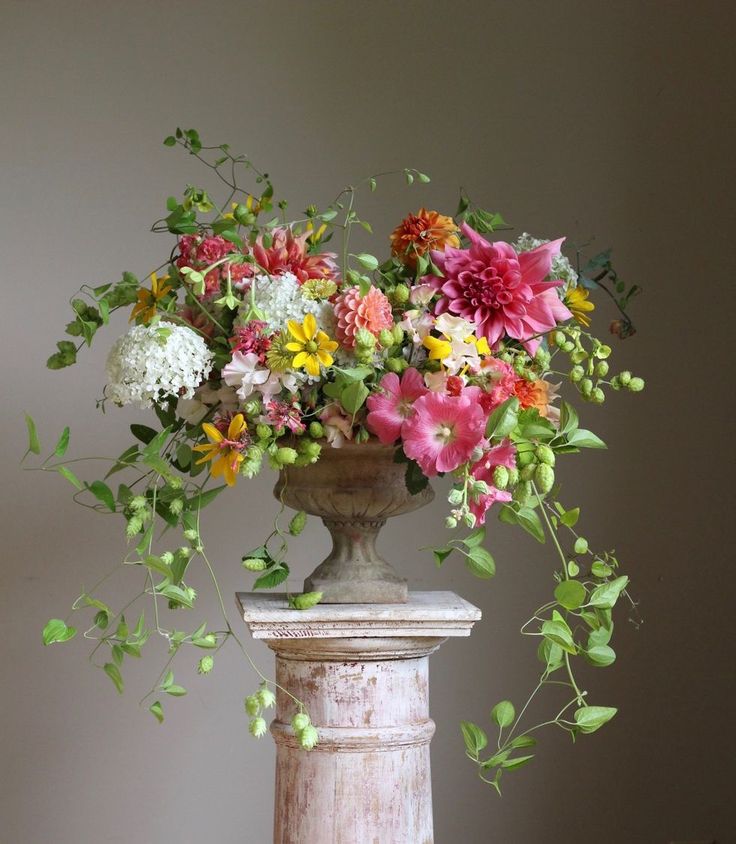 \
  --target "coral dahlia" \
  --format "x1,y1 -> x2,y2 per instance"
252,227 -> 338,284
429,223 -> 572,355
390,208 -> 460,265
333,286 -> 394,349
